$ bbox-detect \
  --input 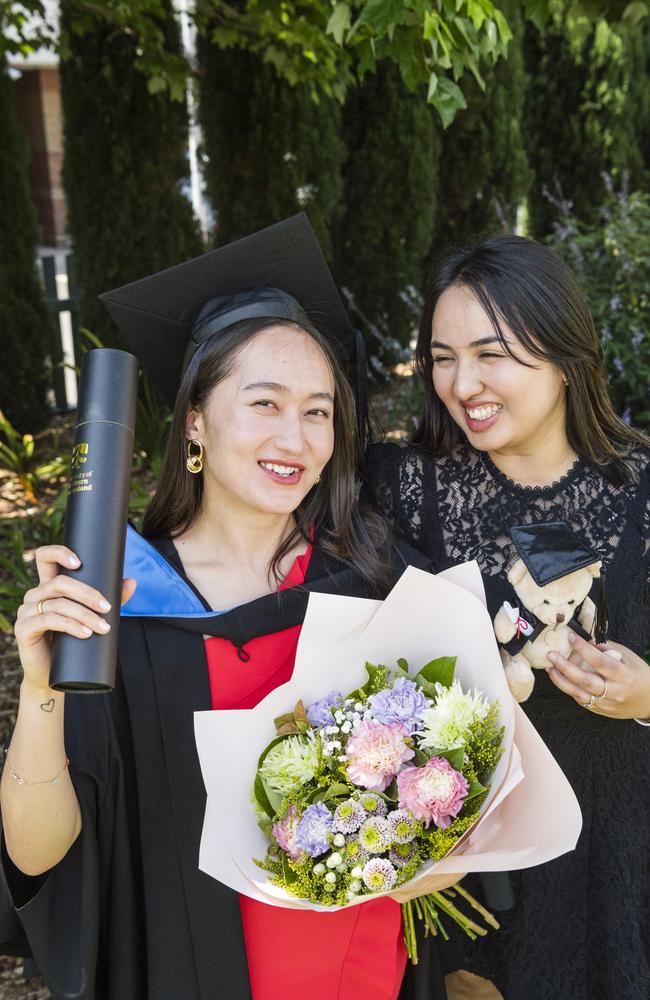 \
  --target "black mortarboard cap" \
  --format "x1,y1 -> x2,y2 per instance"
98,214 -> 359,410
509,521 -> 600,587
